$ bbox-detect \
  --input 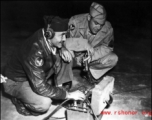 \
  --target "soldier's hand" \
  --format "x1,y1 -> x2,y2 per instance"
87,46 -> 94,56
60,48 -> 74,62
83,50 -> 93,63
66,90 -> 86,101
83,55 -> 92,63
0,74 -> 7,83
